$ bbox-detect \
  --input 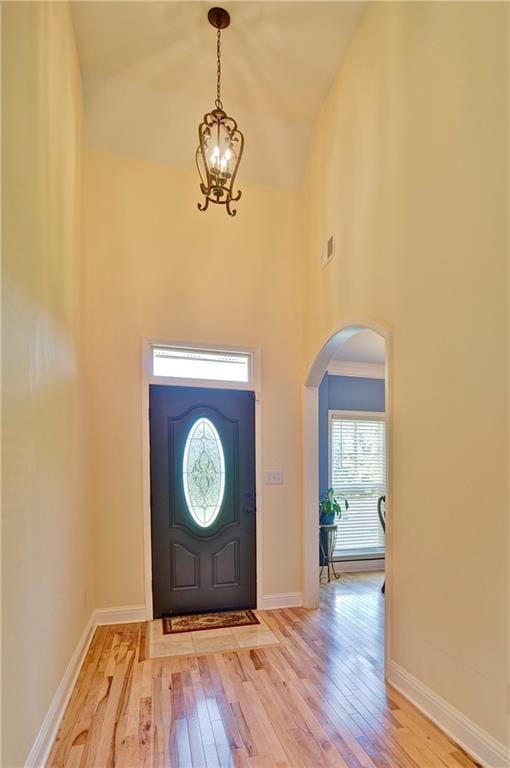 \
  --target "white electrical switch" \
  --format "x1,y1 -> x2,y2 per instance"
264,471 -> 284,485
